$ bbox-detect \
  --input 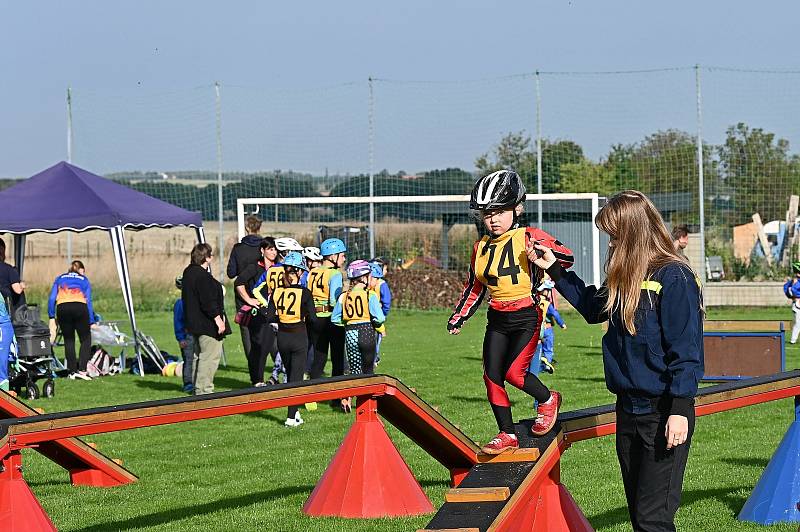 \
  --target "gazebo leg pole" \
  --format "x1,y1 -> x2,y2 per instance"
109,226 -> 143,375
